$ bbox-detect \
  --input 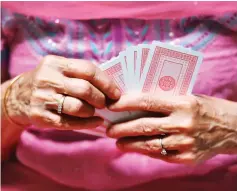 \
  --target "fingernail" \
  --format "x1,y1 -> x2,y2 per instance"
114,89 -> 121,99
